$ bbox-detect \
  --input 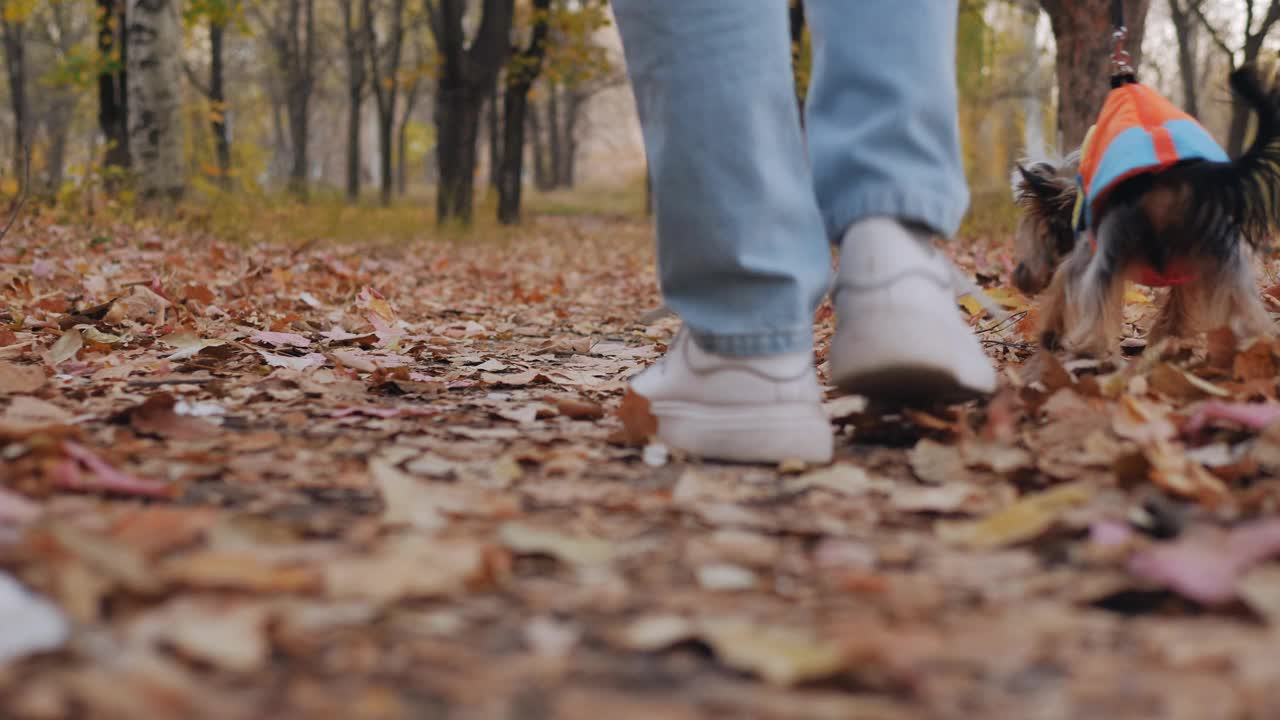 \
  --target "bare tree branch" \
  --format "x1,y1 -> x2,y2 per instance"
1190,1 -> 1238,65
